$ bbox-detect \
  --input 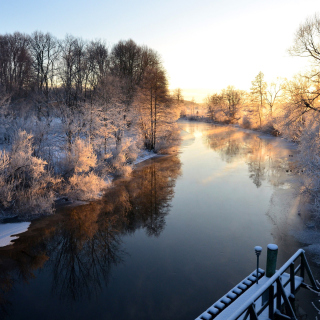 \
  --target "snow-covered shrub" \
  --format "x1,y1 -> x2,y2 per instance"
67,172 -> 106,201
71,138 -> 97,173
155,122 -> 181,154
0,150 -> 13,208
241,114 -> 252,129
296,120 -> 320,212
214,110 -> 229,123
60,138 -> 107,200
60,137 -> 97,176
0,130 -> 59,217
0,91 -> 14,144
110,138 -> 139,176
13,115 -> 52,157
